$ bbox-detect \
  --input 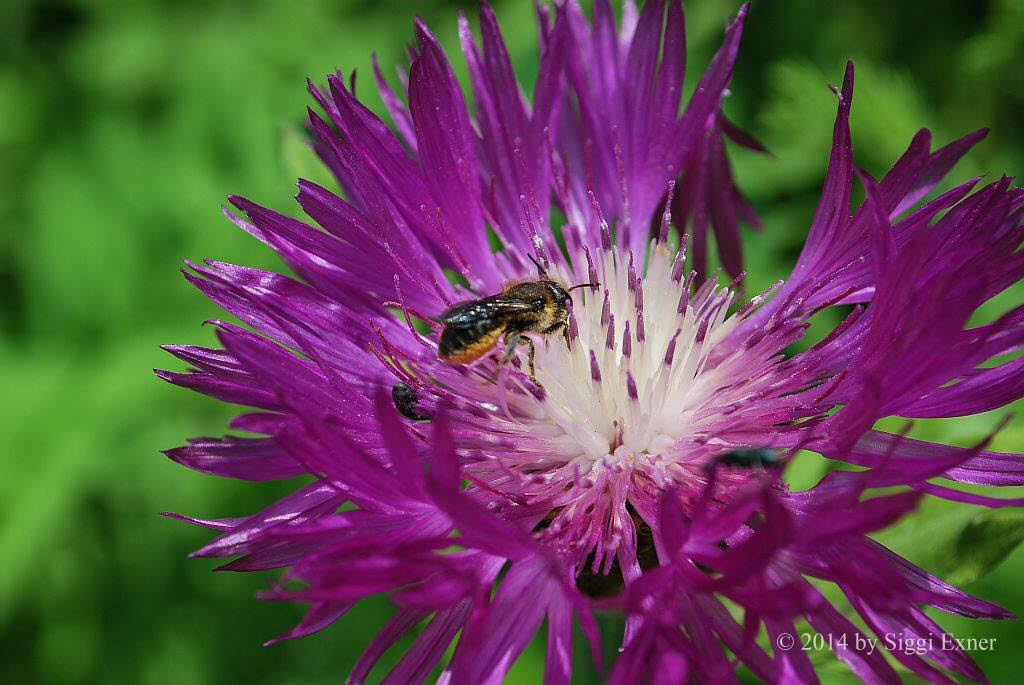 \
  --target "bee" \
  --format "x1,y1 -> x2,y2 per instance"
437,255 -> 598,378
391,382 -> 432,422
